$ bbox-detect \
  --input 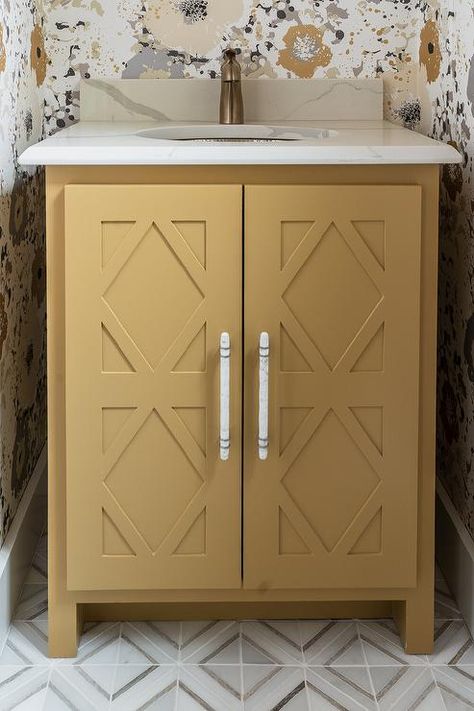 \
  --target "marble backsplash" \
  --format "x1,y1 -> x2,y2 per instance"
80,78 -> 383,123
